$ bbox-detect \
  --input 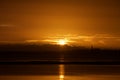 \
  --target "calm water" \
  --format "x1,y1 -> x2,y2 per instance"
0,48 -> 120,80
0,64 -> 120,80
